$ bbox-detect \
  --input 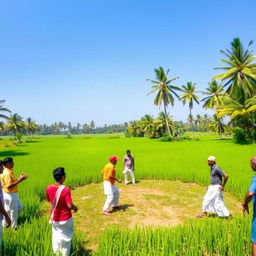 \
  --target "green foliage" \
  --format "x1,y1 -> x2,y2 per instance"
125,112 -> 183,140
233,127 -> 250,143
